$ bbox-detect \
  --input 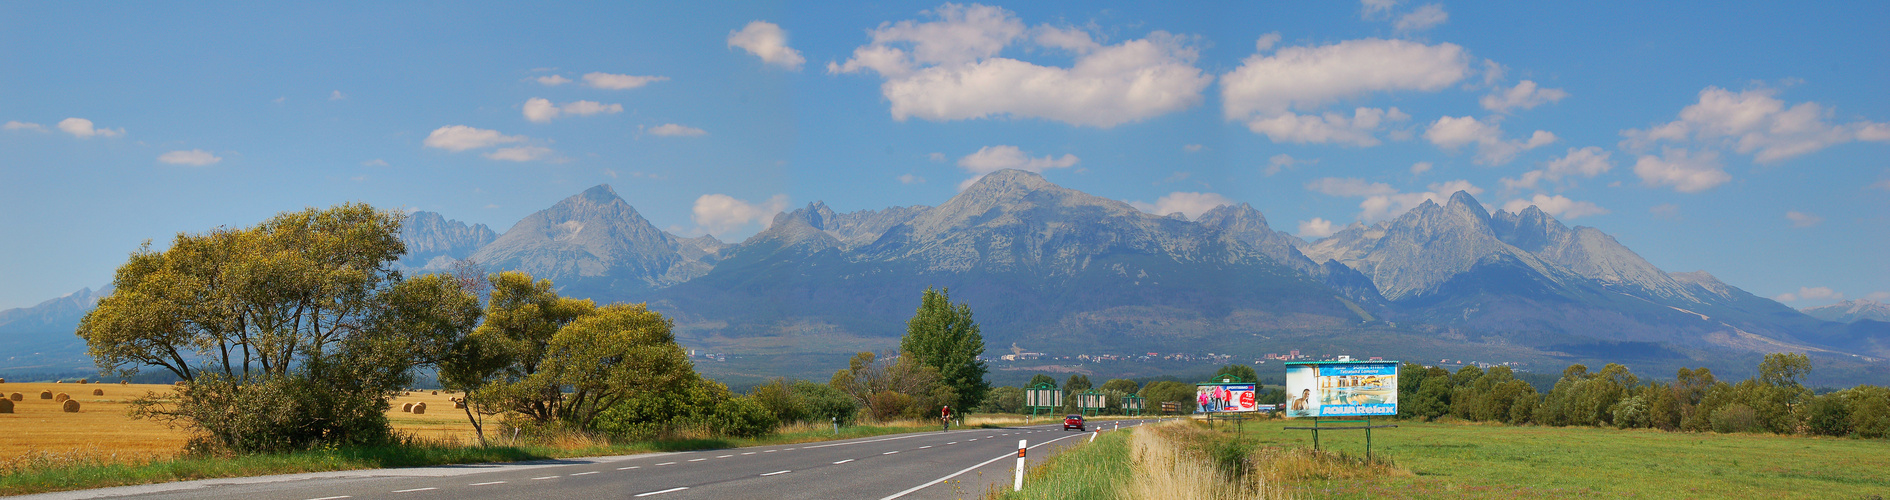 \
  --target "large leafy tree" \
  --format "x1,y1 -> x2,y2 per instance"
899,287 -> 989,412
440,272 -> 595,427
78,204 -> 480,452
